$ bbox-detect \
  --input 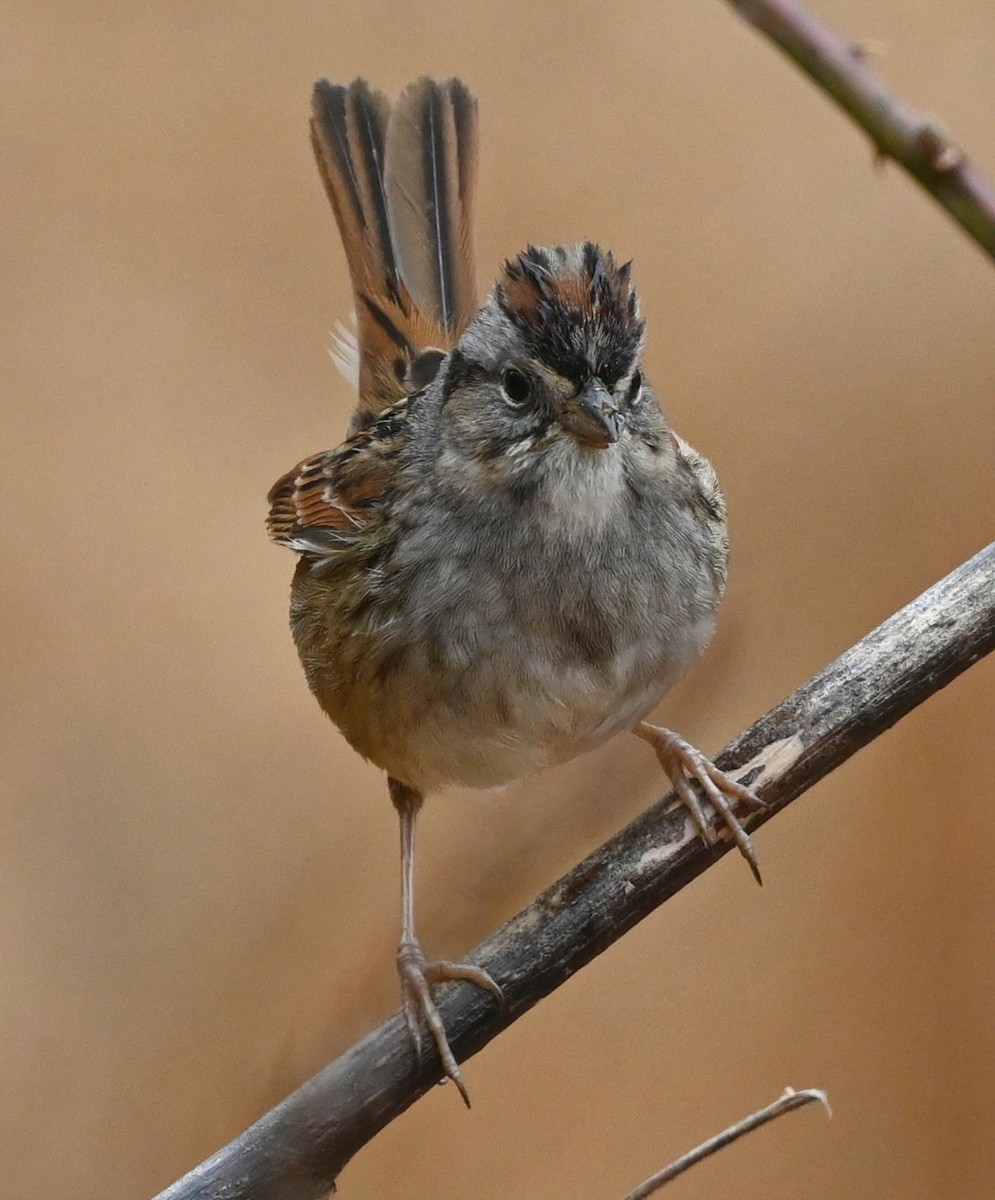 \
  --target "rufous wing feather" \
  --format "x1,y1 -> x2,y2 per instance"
266,452 -> 360,556
266,398 -> 411,557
